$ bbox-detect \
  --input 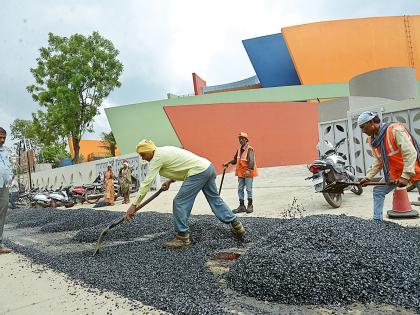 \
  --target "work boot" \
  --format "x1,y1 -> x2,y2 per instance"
246,198 -> 253,213
233,200 -> 247,214
0,247 -> 12,254
231,220 -> 245,238
162,232 -> 191,249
